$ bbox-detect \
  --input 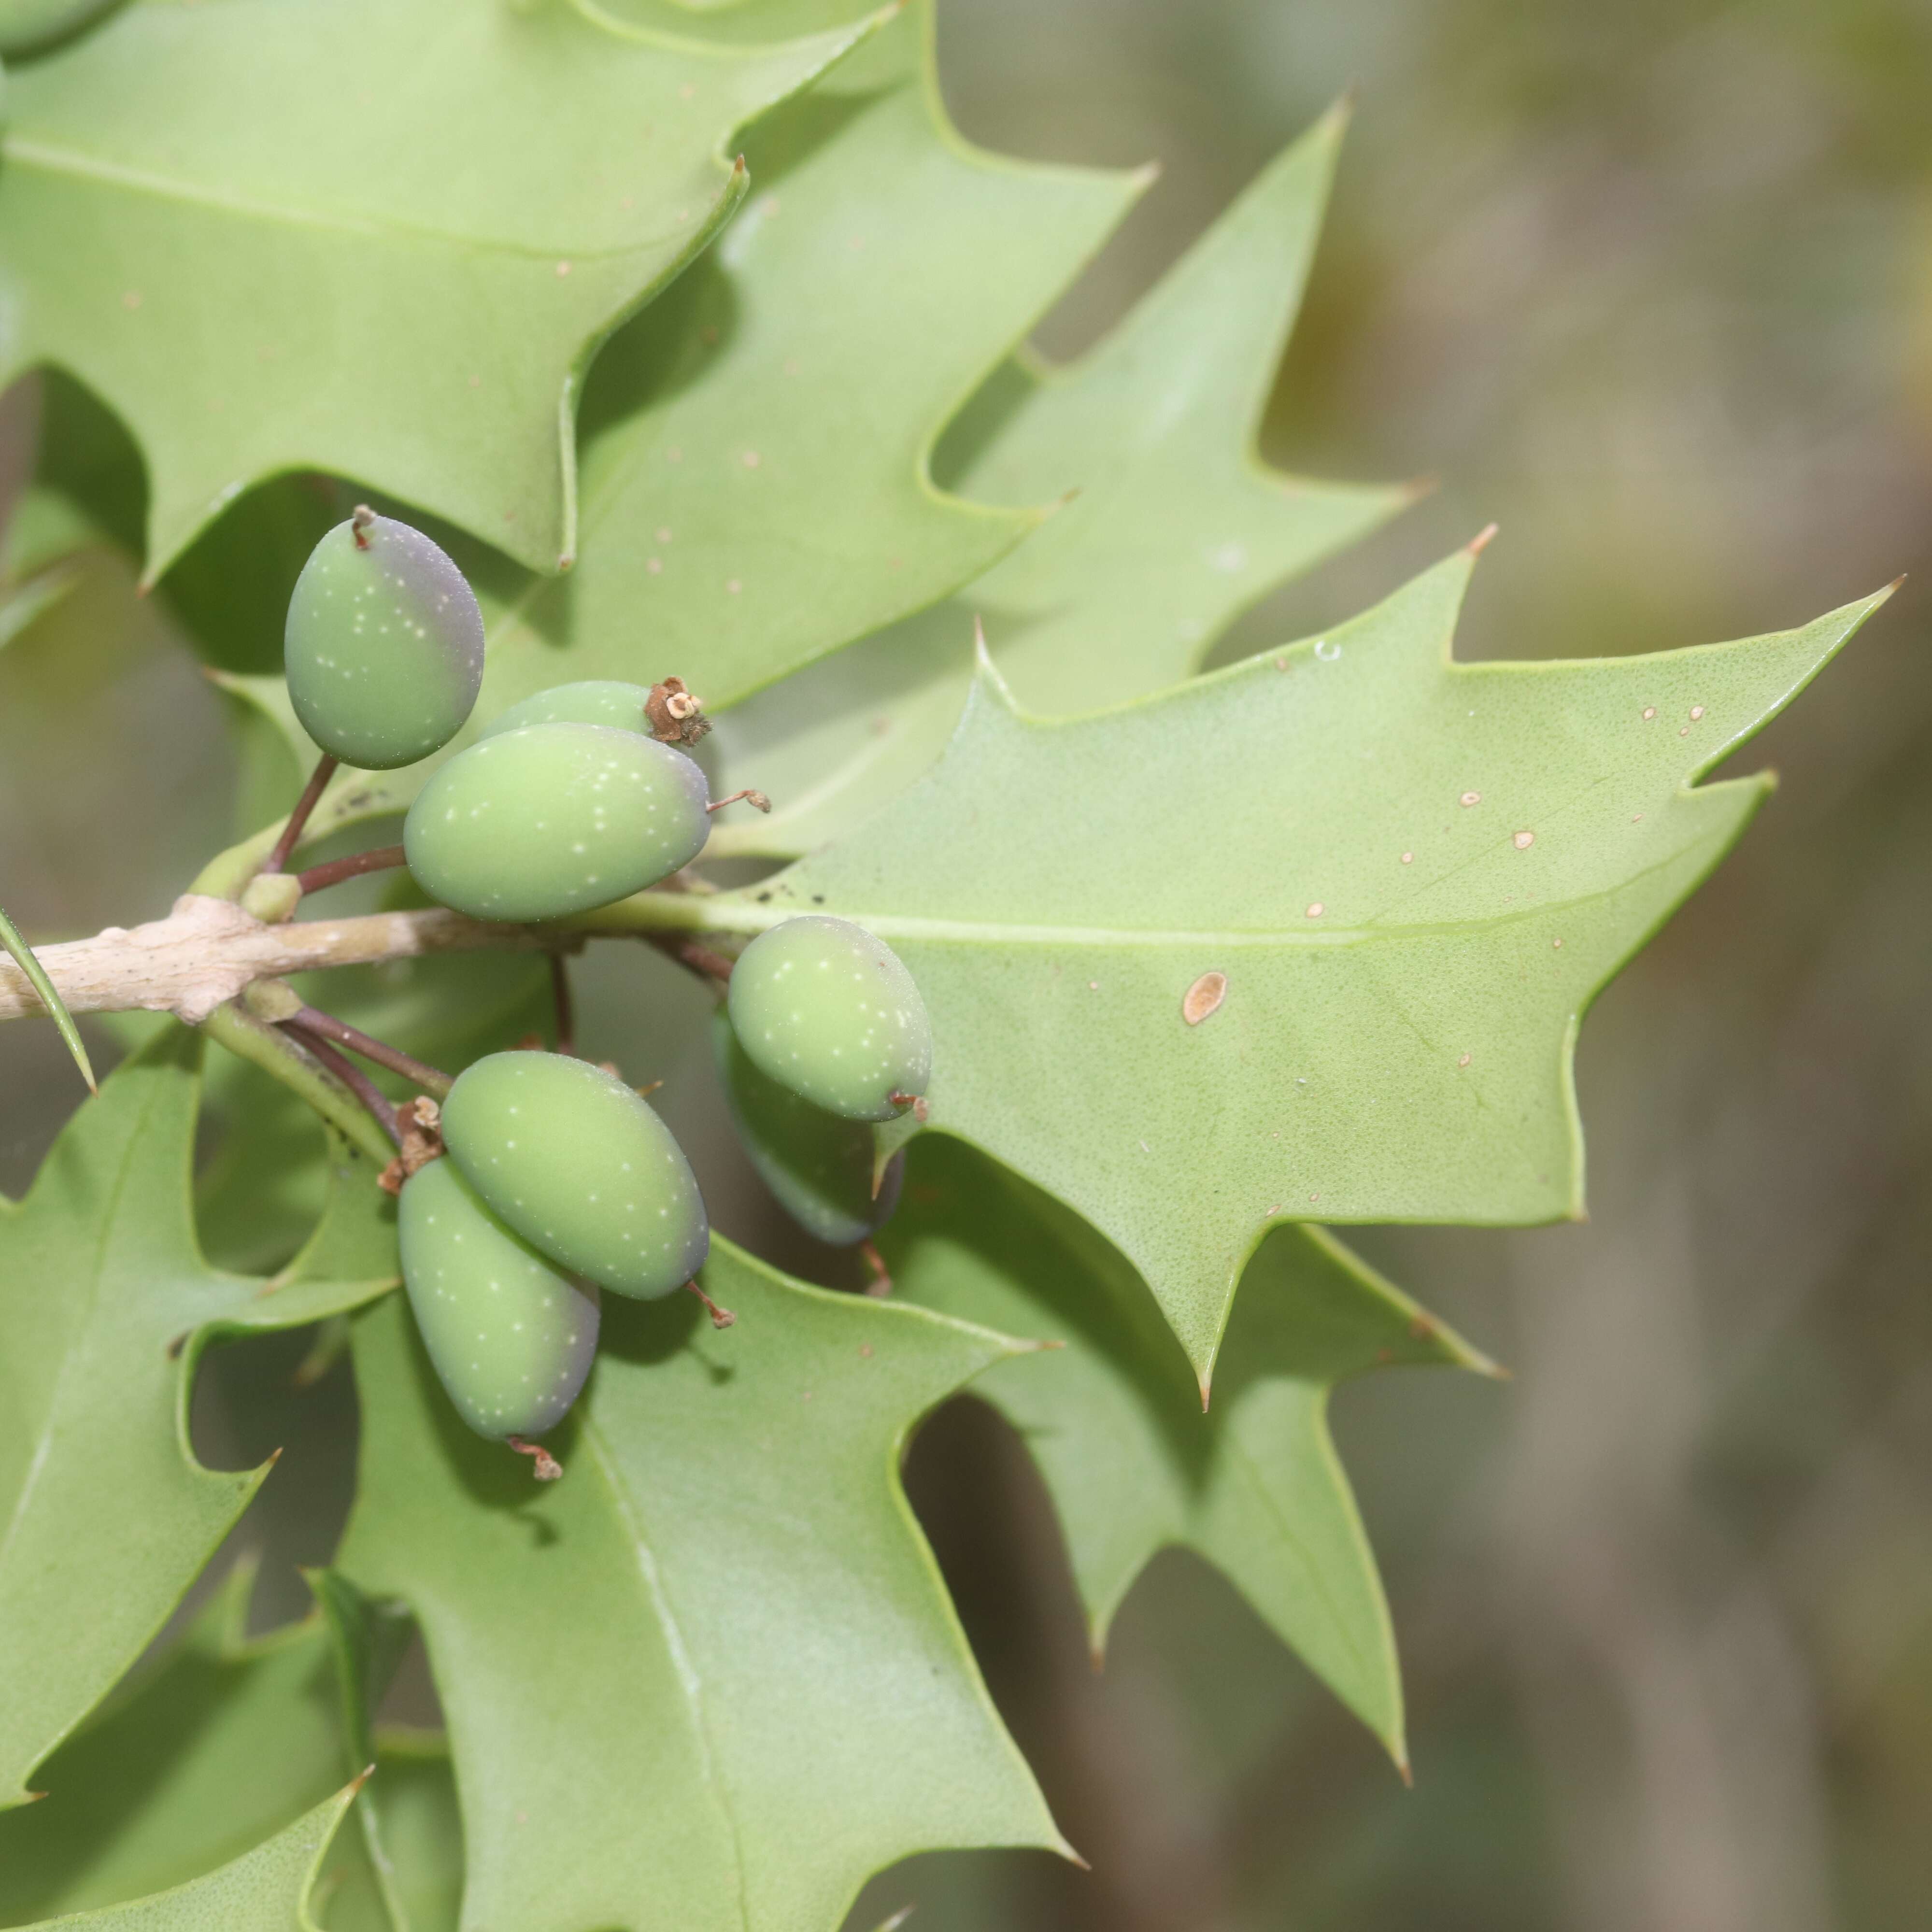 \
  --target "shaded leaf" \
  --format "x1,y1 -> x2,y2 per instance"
0,0 -> 876,576
885,1137 -> 1496,1765
171,0 -> 1145,857
602,550 -> 1888,1371
0,1031 -> 399,1805
0,1563 -> 345,1921
707,109 -> 1408,858
337,1242 -> 1066,1932
15,1781 -> 361,1932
